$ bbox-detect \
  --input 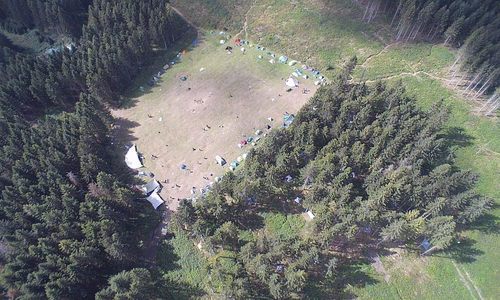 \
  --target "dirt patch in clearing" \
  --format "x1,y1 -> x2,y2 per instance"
112,34 -> 320,211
